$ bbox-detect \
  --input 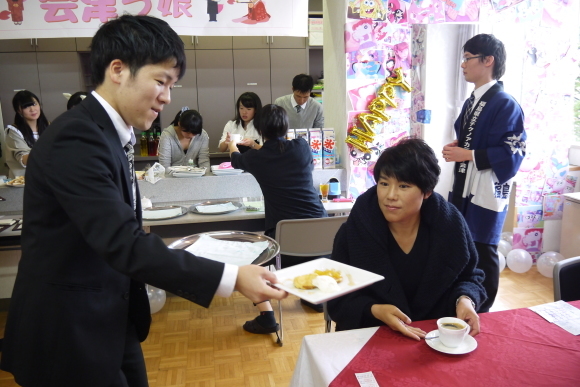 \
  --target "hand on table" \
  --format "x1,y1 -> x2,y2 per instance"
442,141 -> 472,163
235,265 -> 288,304
456,297 -> 480,336
371,304 -> 426,341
